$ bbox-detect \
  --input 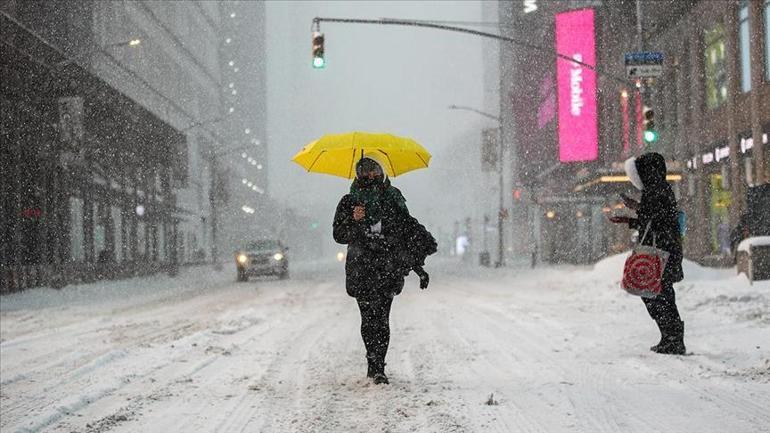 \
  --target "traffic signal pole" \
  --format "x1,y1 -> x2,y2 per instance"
311,17 -> 635,88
